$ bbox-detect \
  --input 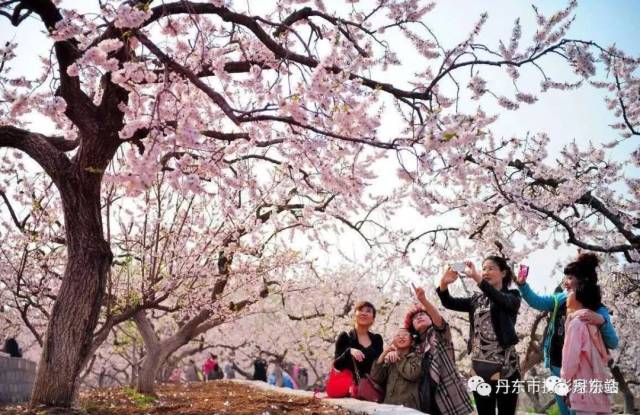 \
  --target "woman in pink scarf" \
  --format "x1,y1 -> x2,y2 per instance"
561,283 -> 611,415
